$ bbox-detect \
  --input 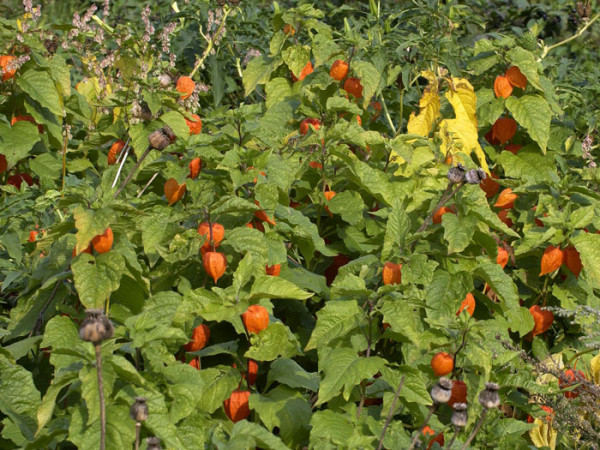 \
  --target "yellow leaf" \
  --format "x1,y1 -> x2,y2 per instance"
590,352 -> 600,385
529,419 -> 557,449
407,90 -> 440,137
438,77 -> 490,174
536,353 -> 564,385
